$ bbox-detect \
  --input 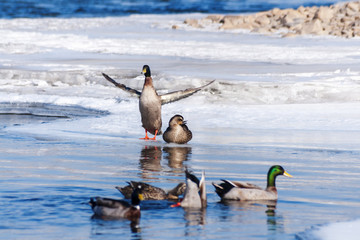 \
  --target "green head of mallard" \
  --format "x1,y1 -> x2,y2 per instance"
142,65 -> 151,77
267,165 -> 293,188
